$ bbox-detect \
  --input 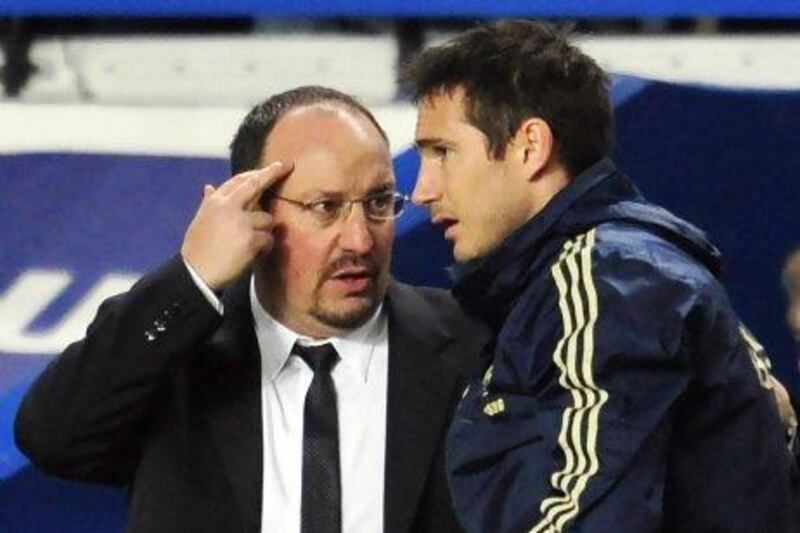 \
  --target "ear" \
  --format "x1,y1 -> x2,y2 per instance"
510,117 -> 554,180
